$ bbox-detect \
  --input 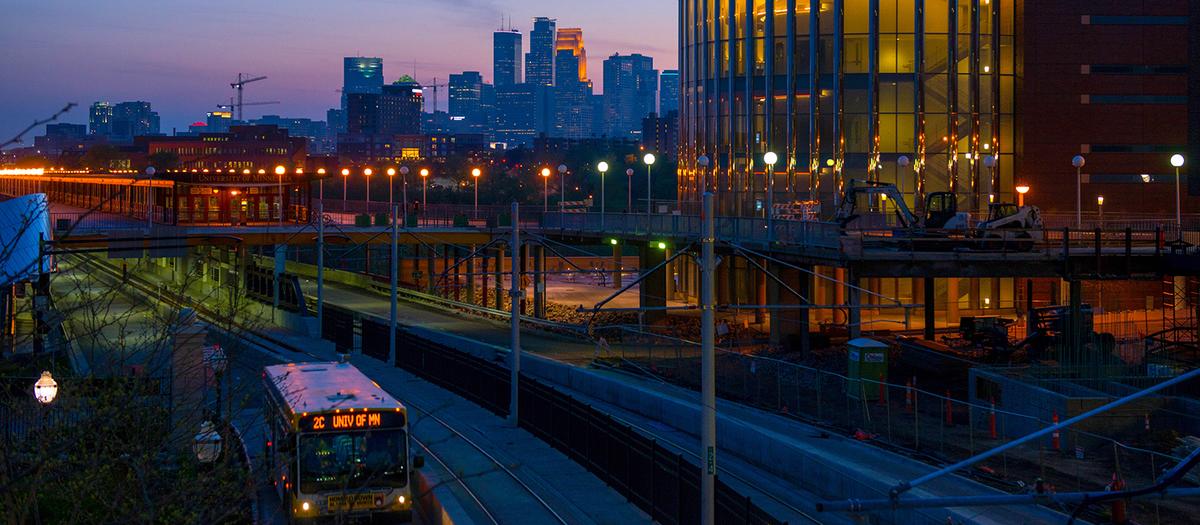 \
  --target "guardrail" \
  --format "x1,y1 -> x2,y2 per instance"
337,316 -> 784,525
